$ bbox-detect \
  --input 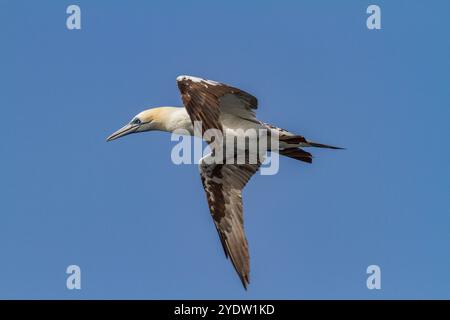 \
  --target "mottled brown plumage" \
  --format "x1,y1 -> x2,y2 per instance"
107,75 -> 342,289
177,76 -> 258,135
200,155 -> 260,289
